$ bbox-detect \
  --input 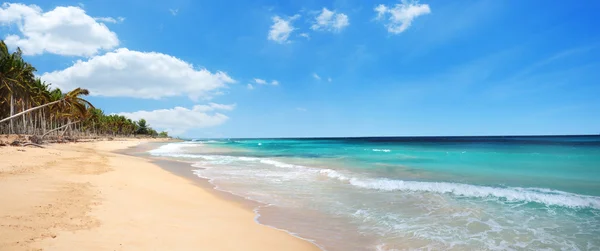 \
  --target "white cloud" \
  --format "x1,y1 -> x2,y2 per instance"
374,0 -> 431,34
41,48 -> 235,100
296,107 -> 307,112
251,78 -> 278,87
0,3 -> 119,56
254,78 -> 267,85
118,103 -> 235,135
203,103 -> 235,111
247,84 -> 254,90
299,33 -> 310,39
312,73 -> 321,80
311,8 -> 349,32
94,16 -> 125,23
169,8 -> 179,16
327,77 -> 332,82
268,14 -> 300,44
